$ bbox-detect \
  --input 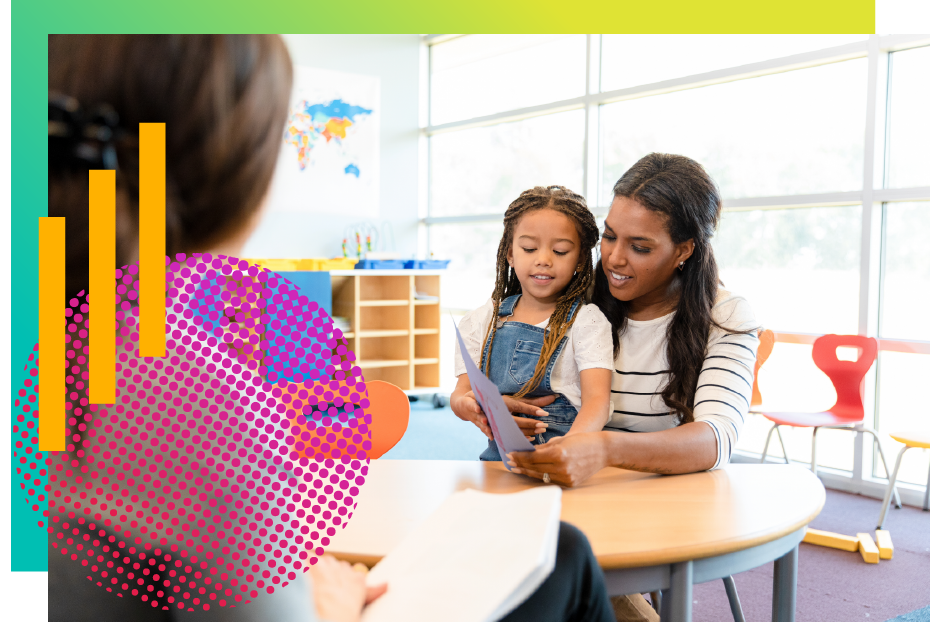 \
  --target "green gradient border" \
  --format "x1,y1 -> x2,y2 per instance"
11,0 -> 874,571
